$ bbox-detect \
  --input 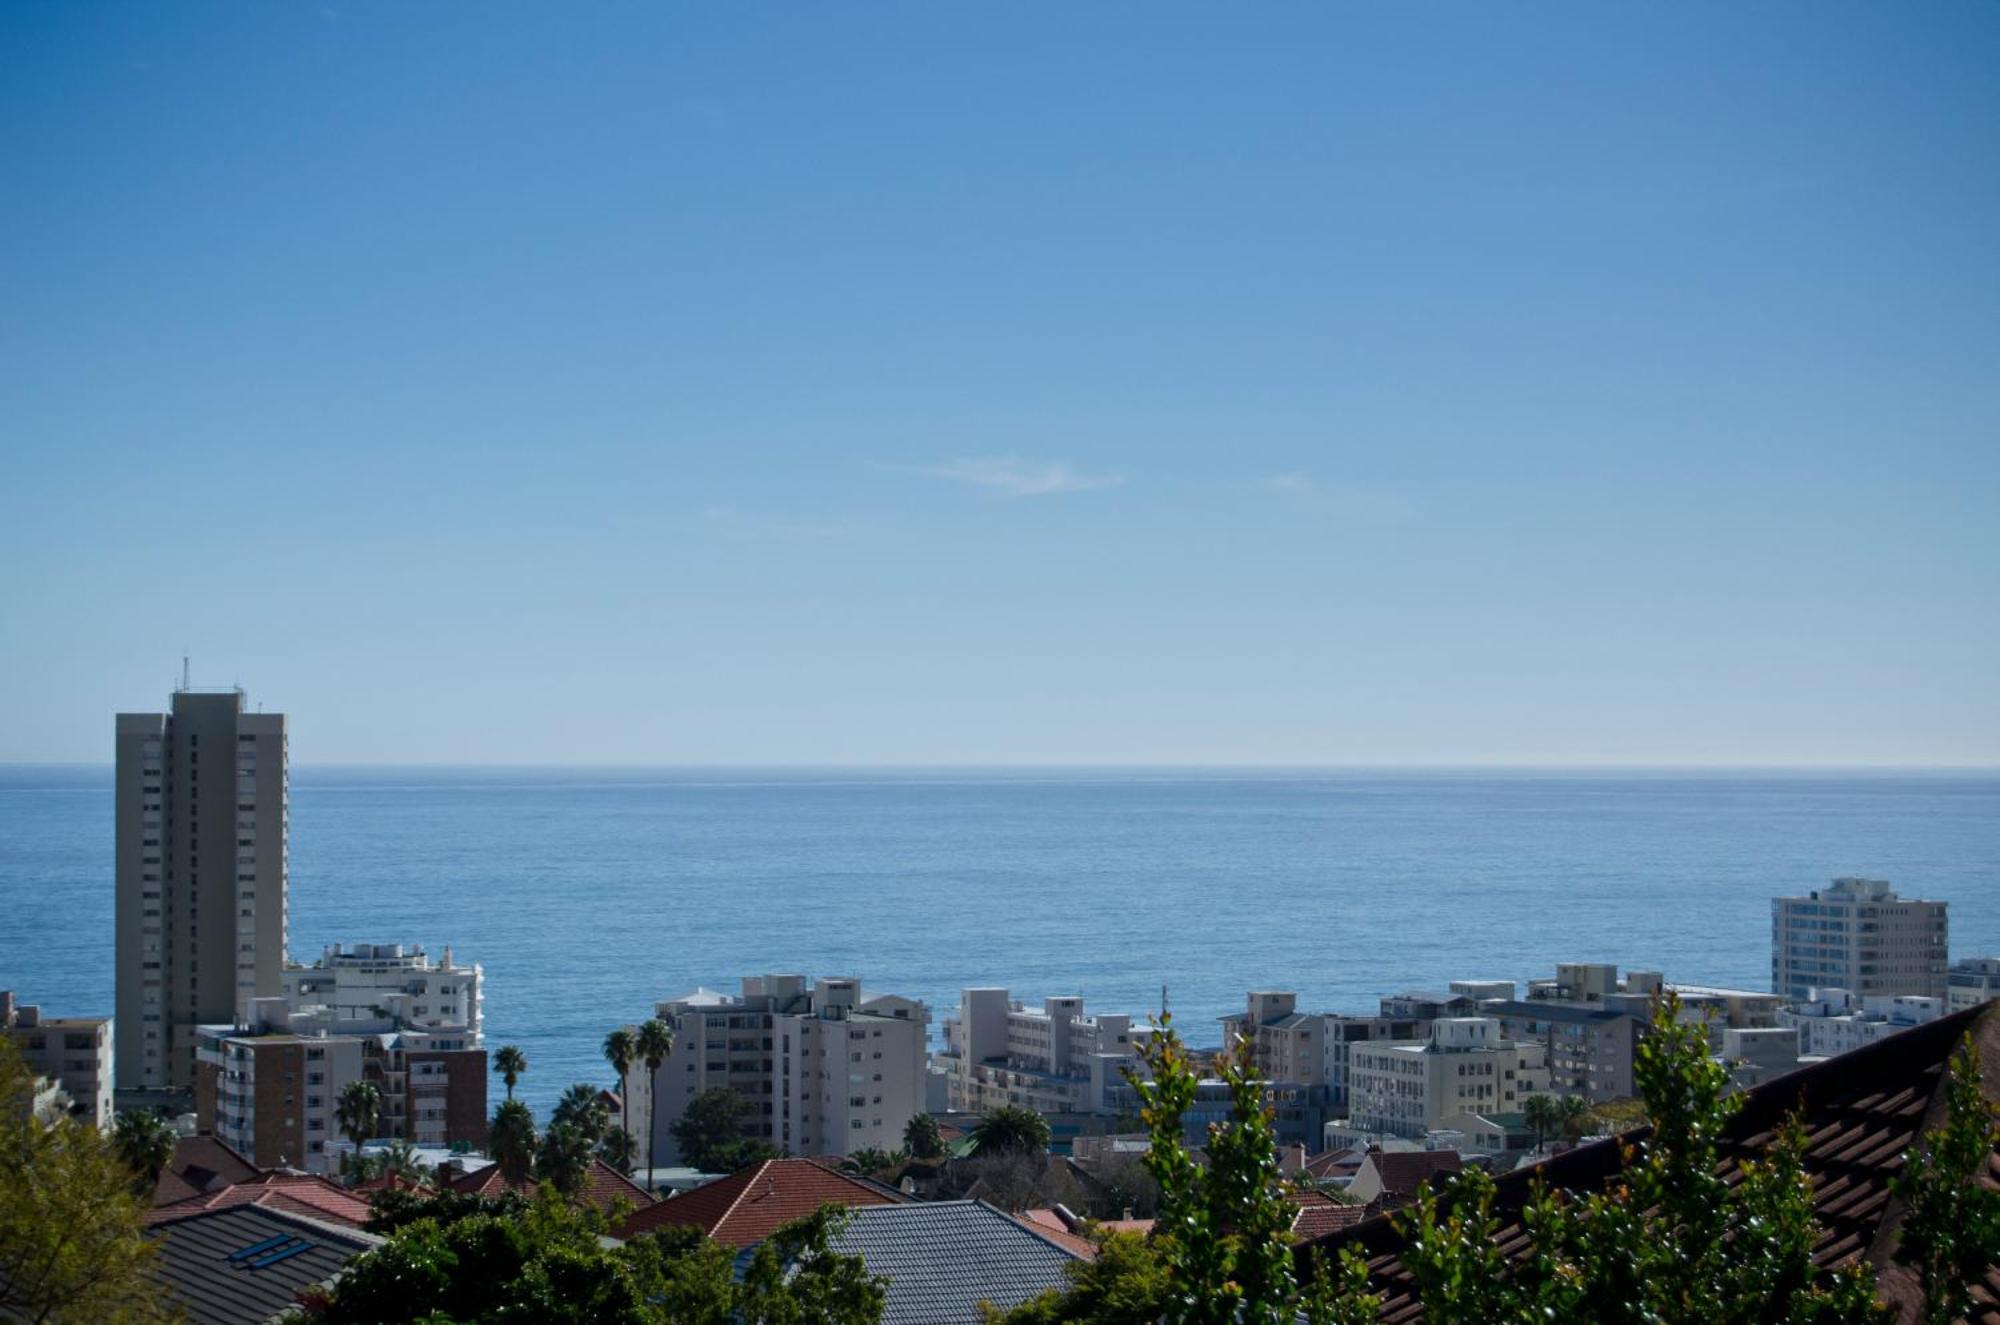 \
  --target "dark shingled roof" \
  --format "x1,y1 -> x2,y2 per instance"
149,1203 -> 380,1325
822,1200 -> 1083,1325
154,1135 -> 263,1206
1301,1001 -> 2000,1325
